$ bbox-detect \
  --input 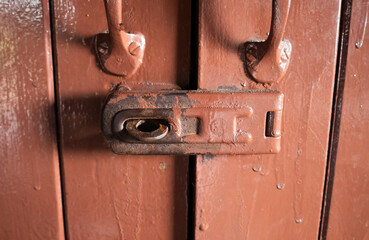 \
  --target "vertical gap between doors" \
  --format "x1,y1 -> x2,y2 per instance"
48,0 -> 69,239
319,0 -> 352,239
187,156 -> 197,240
188,0 -> 199,239
189,0 -> 199,90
